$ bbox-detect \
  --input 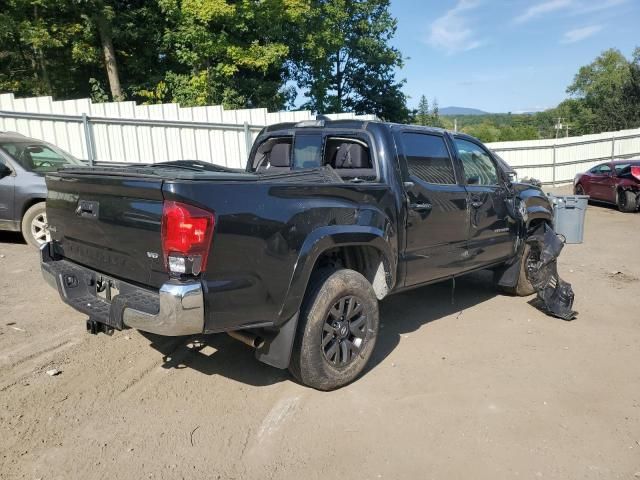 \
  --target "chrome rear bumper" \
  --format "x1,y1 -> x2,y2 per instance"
40,243 -> 204,336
